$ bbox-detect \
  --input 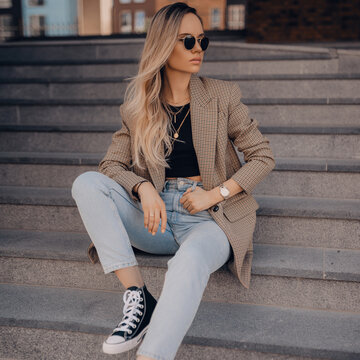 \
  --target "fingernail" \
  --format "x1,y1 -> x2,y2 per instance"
152,232 -> 155,235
